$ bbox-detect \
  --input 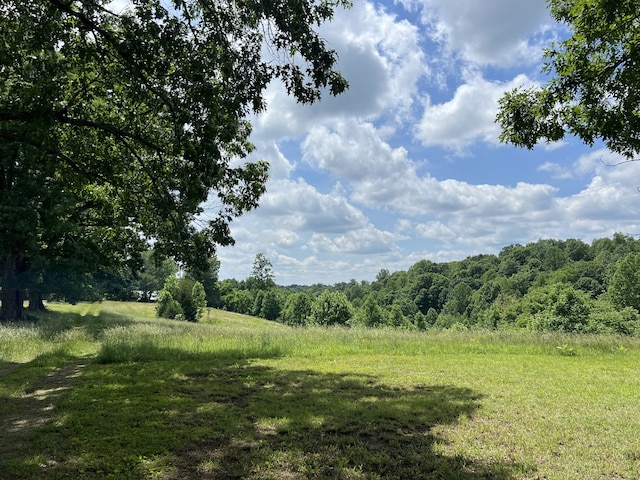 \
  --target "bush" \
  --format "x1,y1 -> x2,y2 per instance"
311,291 -> 352,326
156,289 -> 183,319
156,276 -> 206,322
587,302 -> 640,336
517,284 -> 591,333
